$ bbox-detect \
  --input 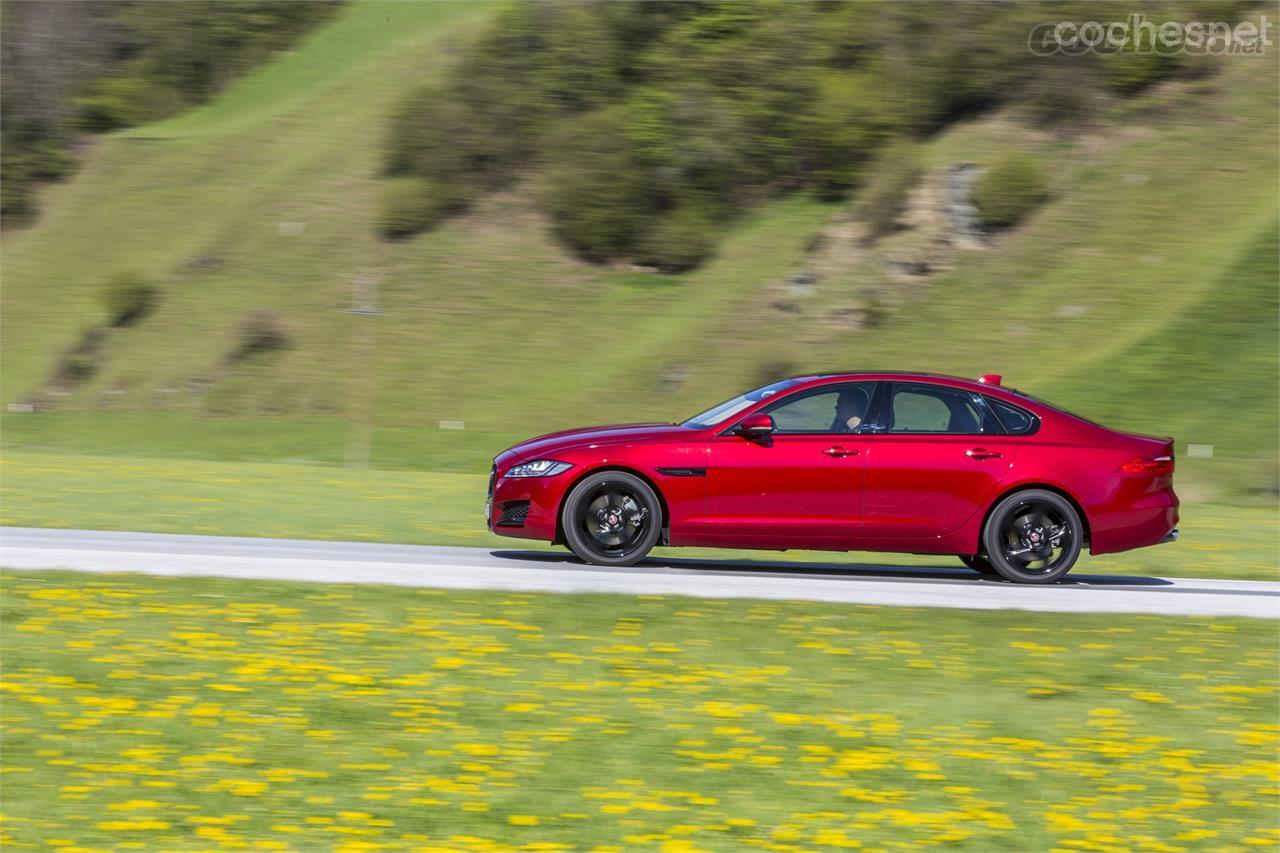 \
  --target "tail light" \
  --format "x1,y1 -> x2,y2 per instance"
1118,456 -> 1174,475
